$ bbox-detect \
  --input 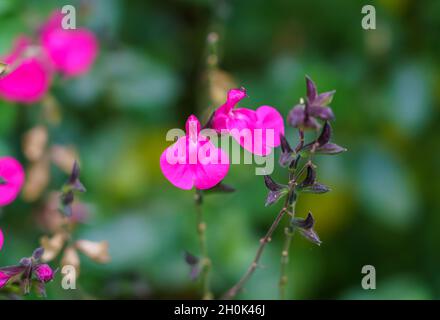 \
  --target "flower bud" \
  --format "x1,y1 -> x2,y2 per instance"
34,264 -> 54,282
292,212 -> 321,246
